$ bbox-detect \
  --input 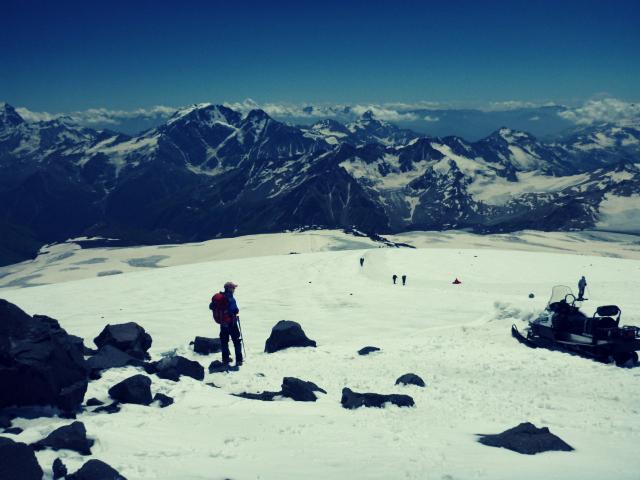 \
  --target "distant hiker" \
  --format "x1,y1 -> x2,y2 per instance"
392,274 -> 398,284
210,281 -> 243,366
578,276 -> 587,300
402,275 -> 407,286
360,257 -> 364,267
452,278 -> 461,284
